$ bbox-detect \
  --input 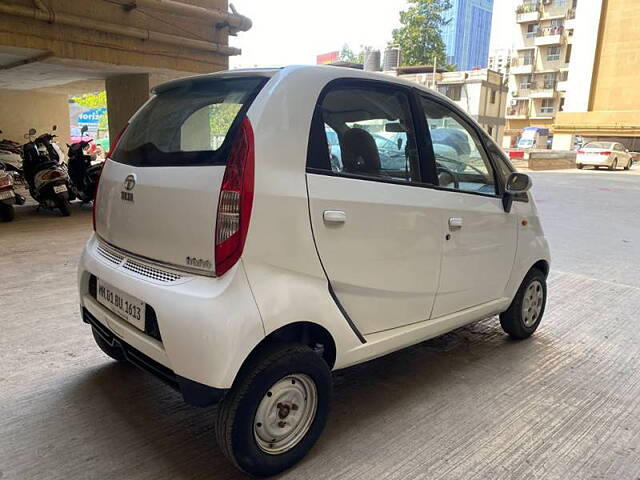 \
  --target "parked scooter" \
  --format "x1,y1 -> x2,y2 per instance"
0,161 -> 26,222
67,126 -> 103,203
22,126 -> 73,216
0,130 -> 25,187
